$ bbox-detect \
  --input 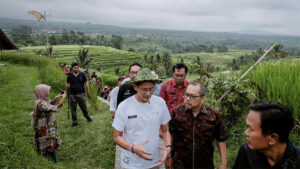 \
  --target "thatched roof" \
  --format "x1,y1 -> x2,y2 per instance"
0,28 -> 18,50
